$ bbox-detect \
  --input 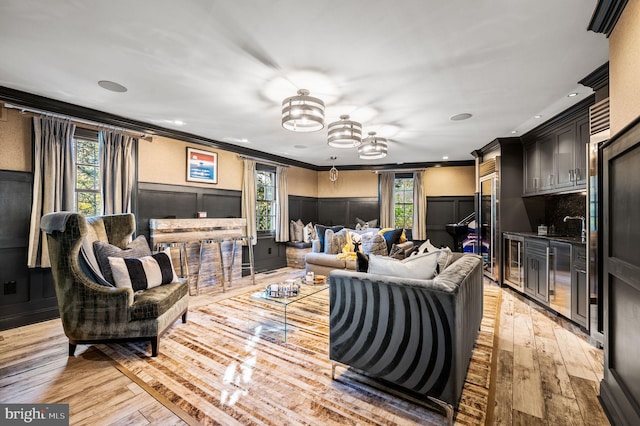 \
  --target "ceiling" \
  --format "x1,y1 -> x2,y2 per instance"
0,0 -> 608,167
